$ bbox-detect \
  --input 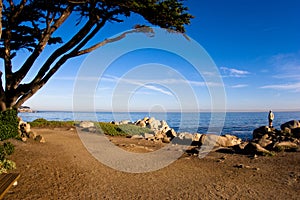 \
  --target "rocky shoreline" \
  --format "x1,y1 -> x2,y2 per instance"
6,118 -> 300,199
78,117 -> 300,157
